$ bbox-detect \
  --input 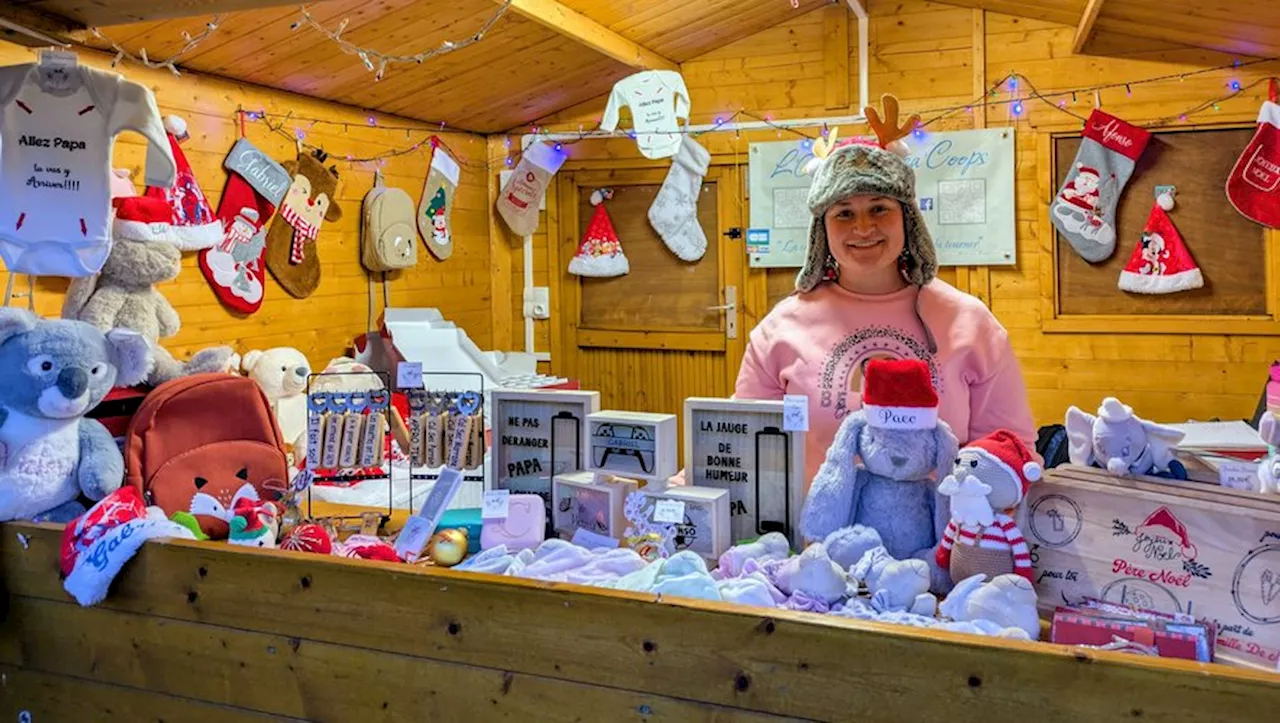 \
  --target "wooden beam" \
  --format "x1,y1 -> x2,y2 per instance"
822,4 -> 850,110
25,0 -> 304,27
497,0 -> 678,71
1072,0 -> 1107,54
0,4 -> 82,47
